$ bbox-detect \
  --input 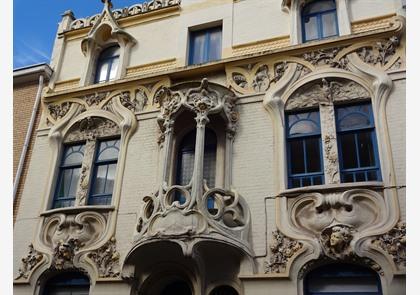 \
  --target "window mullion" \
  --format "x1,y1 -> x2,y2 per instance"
75,139 -> 97,206
319,104 -> 340,184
